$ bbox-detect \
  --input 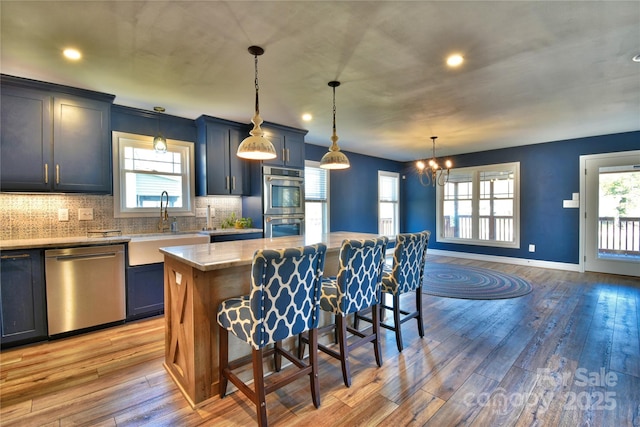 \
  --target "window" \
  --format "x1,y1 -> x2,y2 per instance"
305,161 -> 329,238
379,171 -> 399,237
112,131 -> 195,218
437,162 -> 520,248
